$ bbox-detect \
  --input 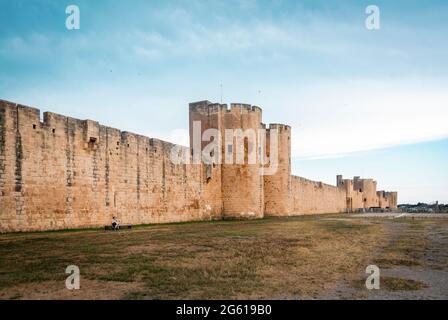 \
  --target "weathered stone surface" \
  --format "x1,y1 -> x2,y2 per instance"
0,99 -> 397,232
